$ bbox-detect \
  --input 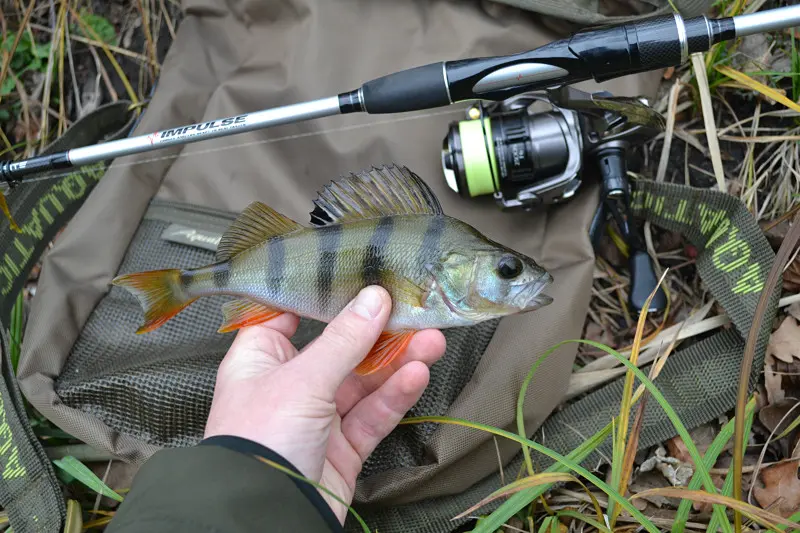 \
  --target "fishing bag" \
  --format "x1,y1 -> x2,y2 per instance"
0,0 -> 781,532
